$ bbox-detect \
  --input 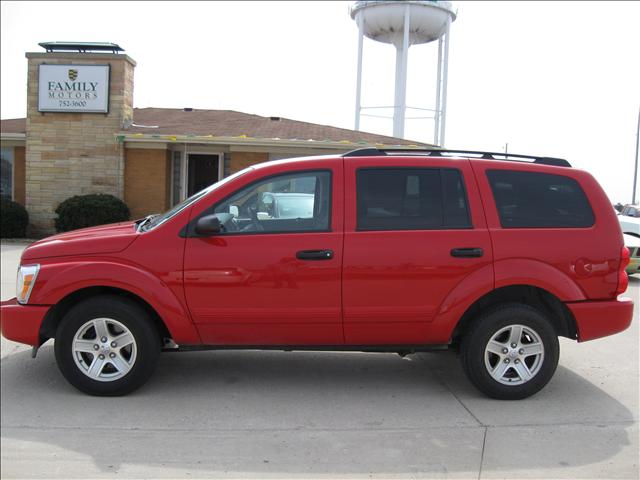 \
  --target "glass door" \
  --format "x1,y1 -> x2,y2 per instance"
187,154 -> 220,196
170,152 -> 222,206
